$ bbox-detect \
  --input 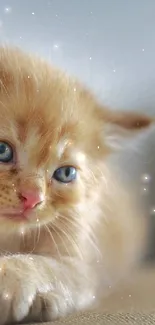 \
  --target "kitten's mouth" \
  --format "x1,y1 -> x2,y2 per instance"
0,209 -> 29,221
2,213 -> 27,220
